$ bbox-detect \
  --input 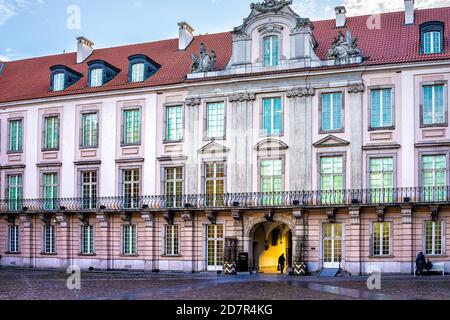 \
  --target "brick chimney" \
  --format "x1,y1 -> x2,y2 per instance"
178,22 -> 194,51
76,36 -> 94,64
335,6 -> 347,28
404,0 -> 415,25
